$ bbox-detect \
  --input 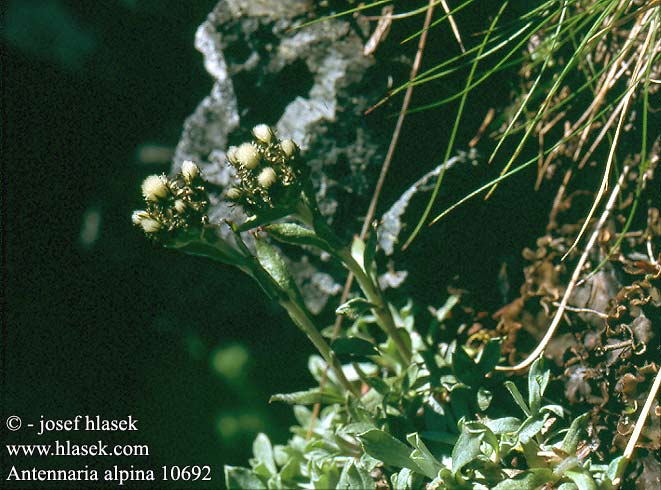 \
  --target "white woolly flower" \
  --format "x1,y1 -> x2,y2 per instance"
181,160 -> 200,183
257,167 -> 277,188
252,124 -> 274,144
235,143 -> 260,169
139,217 -> 161,233
226,146 -> 239,166
132,210 -> 150,225
174,199 -> 187,214
280,139 -> 297,158
226,187 -> 242,200
141,175 -> 169,202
